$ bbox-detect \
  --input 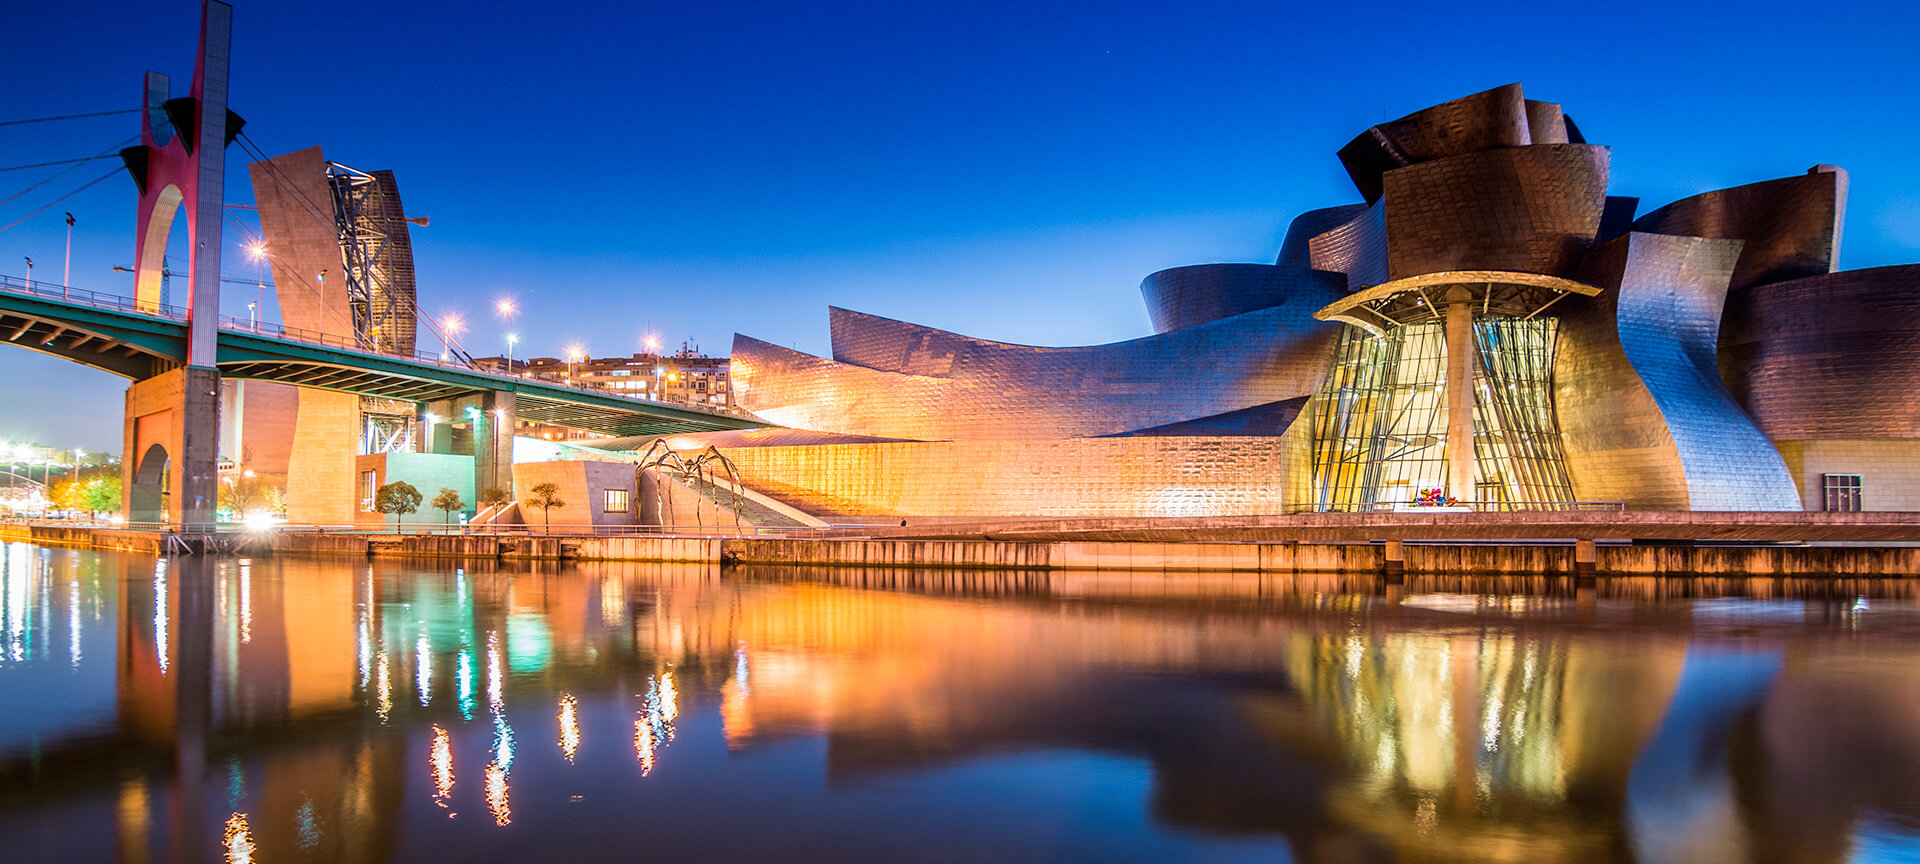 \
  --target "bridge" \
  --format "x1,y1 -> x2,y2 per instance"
0,274 -> 766,438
